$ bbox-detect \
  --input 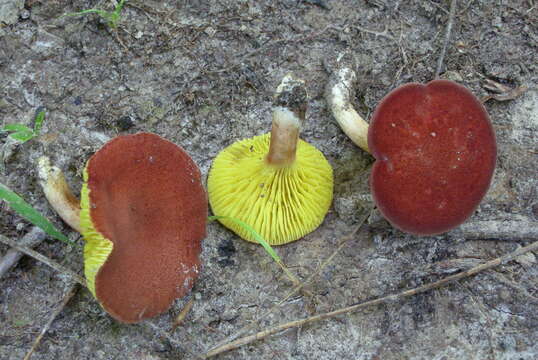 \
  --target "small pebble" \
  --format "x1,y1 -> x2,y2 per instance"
20,10 -> 30,20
